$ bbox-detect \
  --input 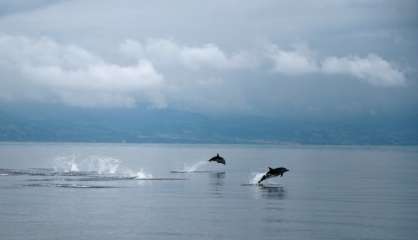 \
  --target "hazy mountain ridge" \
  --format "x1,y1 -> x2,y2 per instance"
0,104 -> 417,145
